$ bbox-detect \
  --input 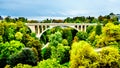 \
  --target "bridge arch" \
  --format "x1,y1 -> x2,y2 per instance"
38,25 -> 79,39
